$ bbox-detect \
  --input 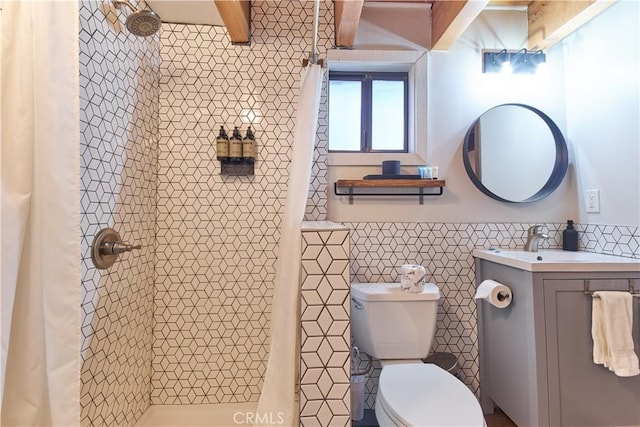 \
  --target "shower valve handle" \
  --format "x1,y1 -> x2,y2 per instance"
91,228 -> 141,269
101,241 -> 142,255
